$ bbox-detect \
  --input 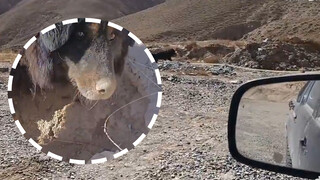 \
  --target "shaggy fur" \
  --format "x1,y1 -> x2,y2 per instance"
21,19 -> 134,100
